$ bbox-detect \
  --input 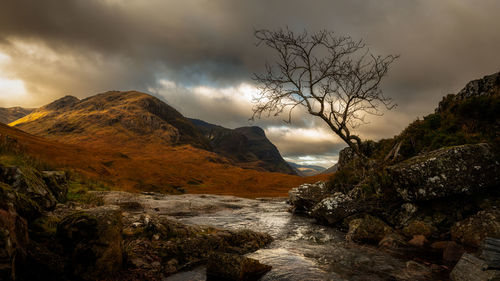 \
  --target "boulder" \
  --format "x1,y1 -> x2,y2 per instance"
387,143 -> 499,201
408,235 -> 428,247
450,253 -> 499,281
443,241 -> 465,264
403,220 -> 435,238
451,210 -> 500,248
288,181 -> 329,213
310,192 -> 353,224
346,214 -> 393,244
57,205 -> 123,280
480,237 -> 500,270
0,165 -> 58,210
206,252 -> 272,281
